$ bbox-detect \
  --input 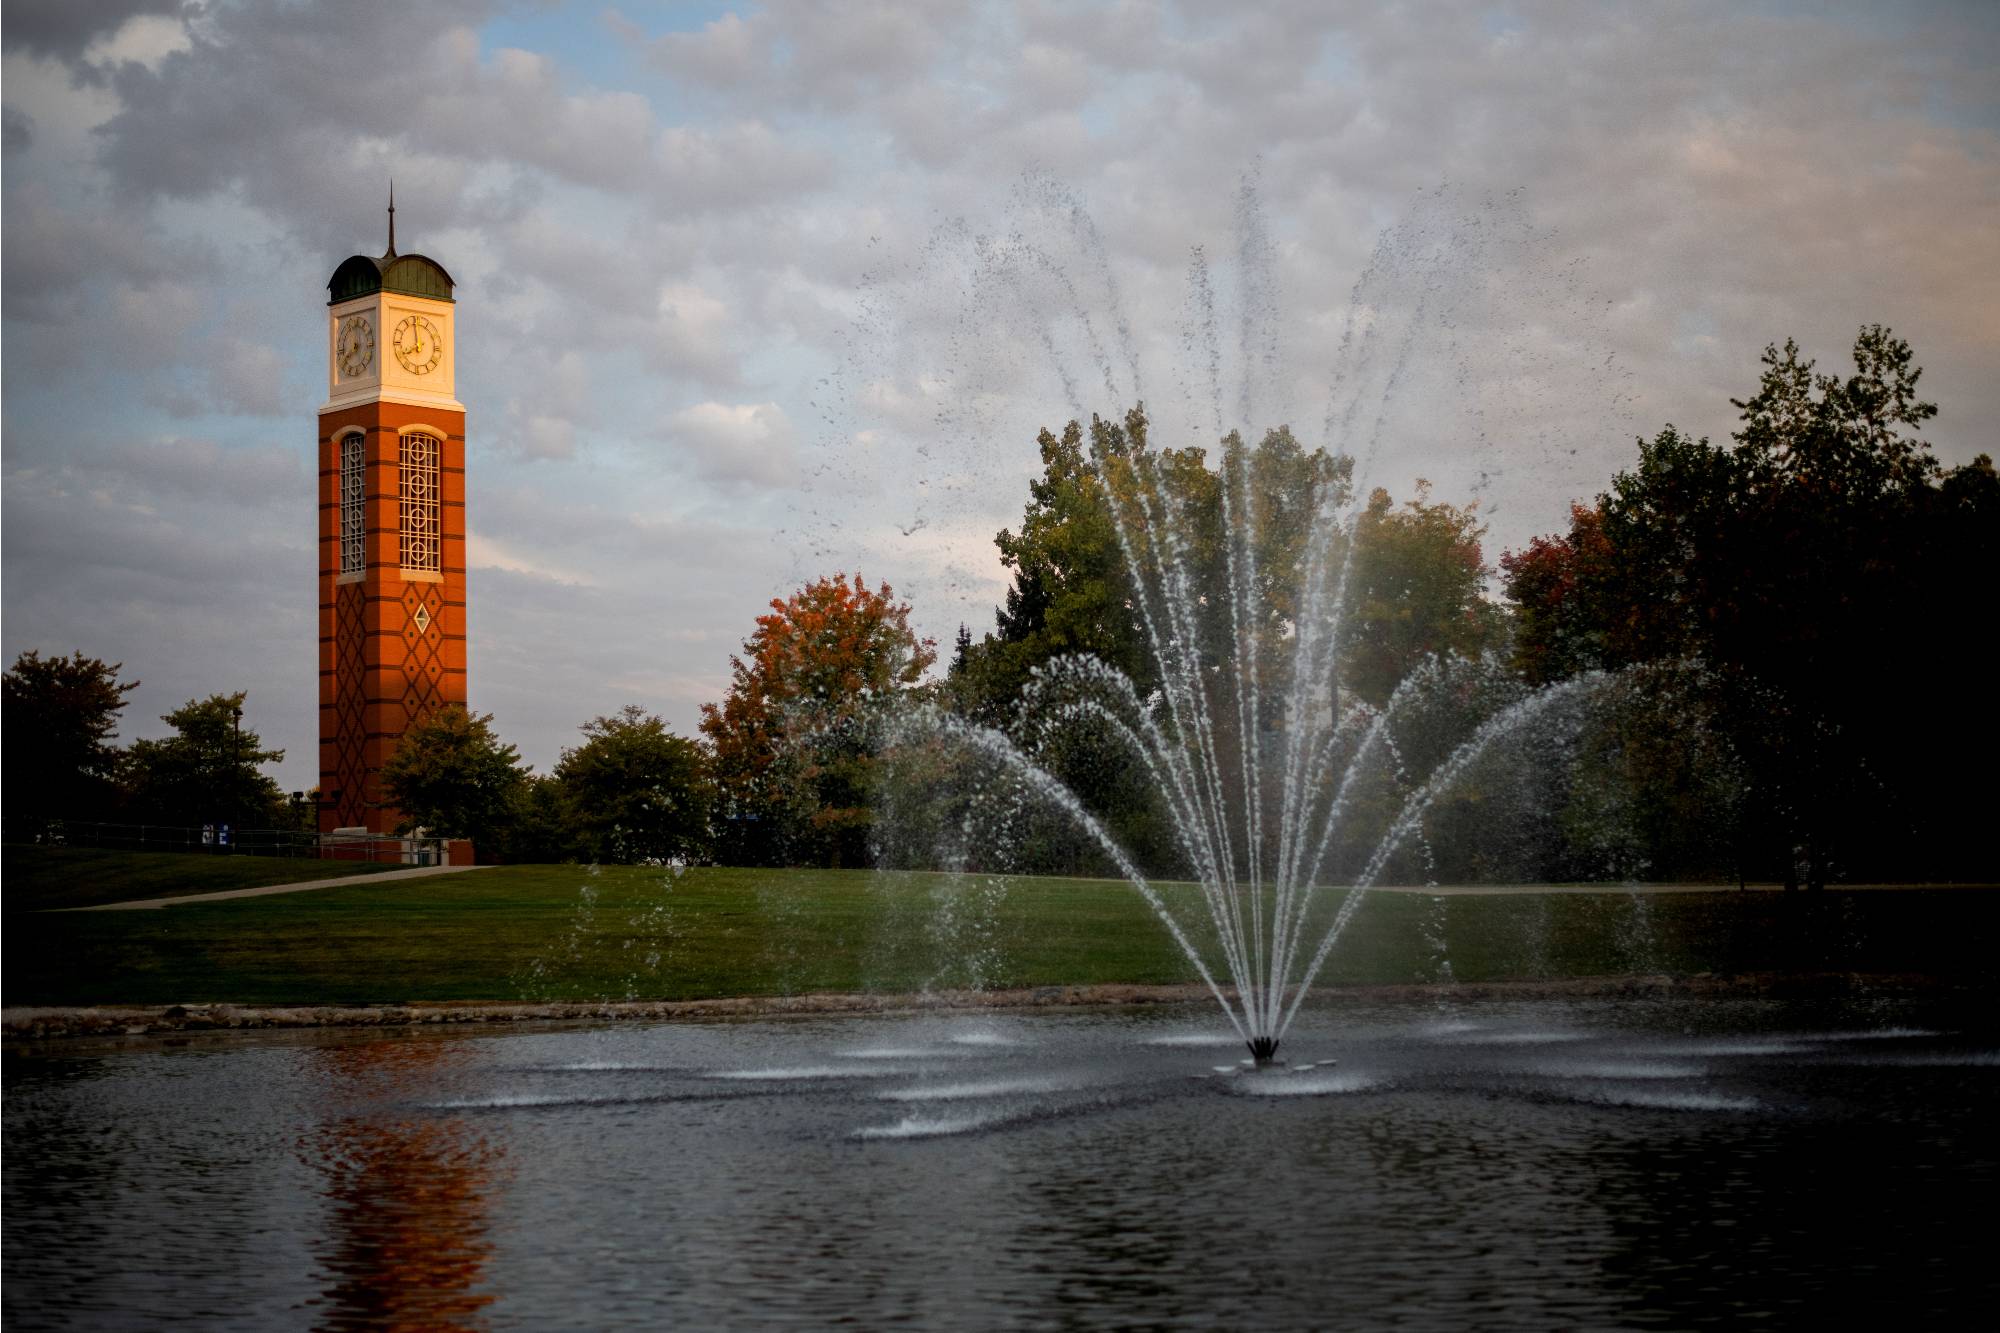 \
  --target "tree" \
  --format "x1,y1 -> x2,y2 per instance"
555,705 -> 712,864
956,408 -> 1351,723
2,650 -> 139,824
971,413 -> 1157,720
1498,503 -> 1612,685
700,573 -> 936,867
1341,480 -> 1504,707
491,773 -> 582,865
124,692 -> 286,828
378,705 -> 528,849
1501,424 -> 1737,683
1502,326 -> 1996,885
951,406 -> 1524,875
